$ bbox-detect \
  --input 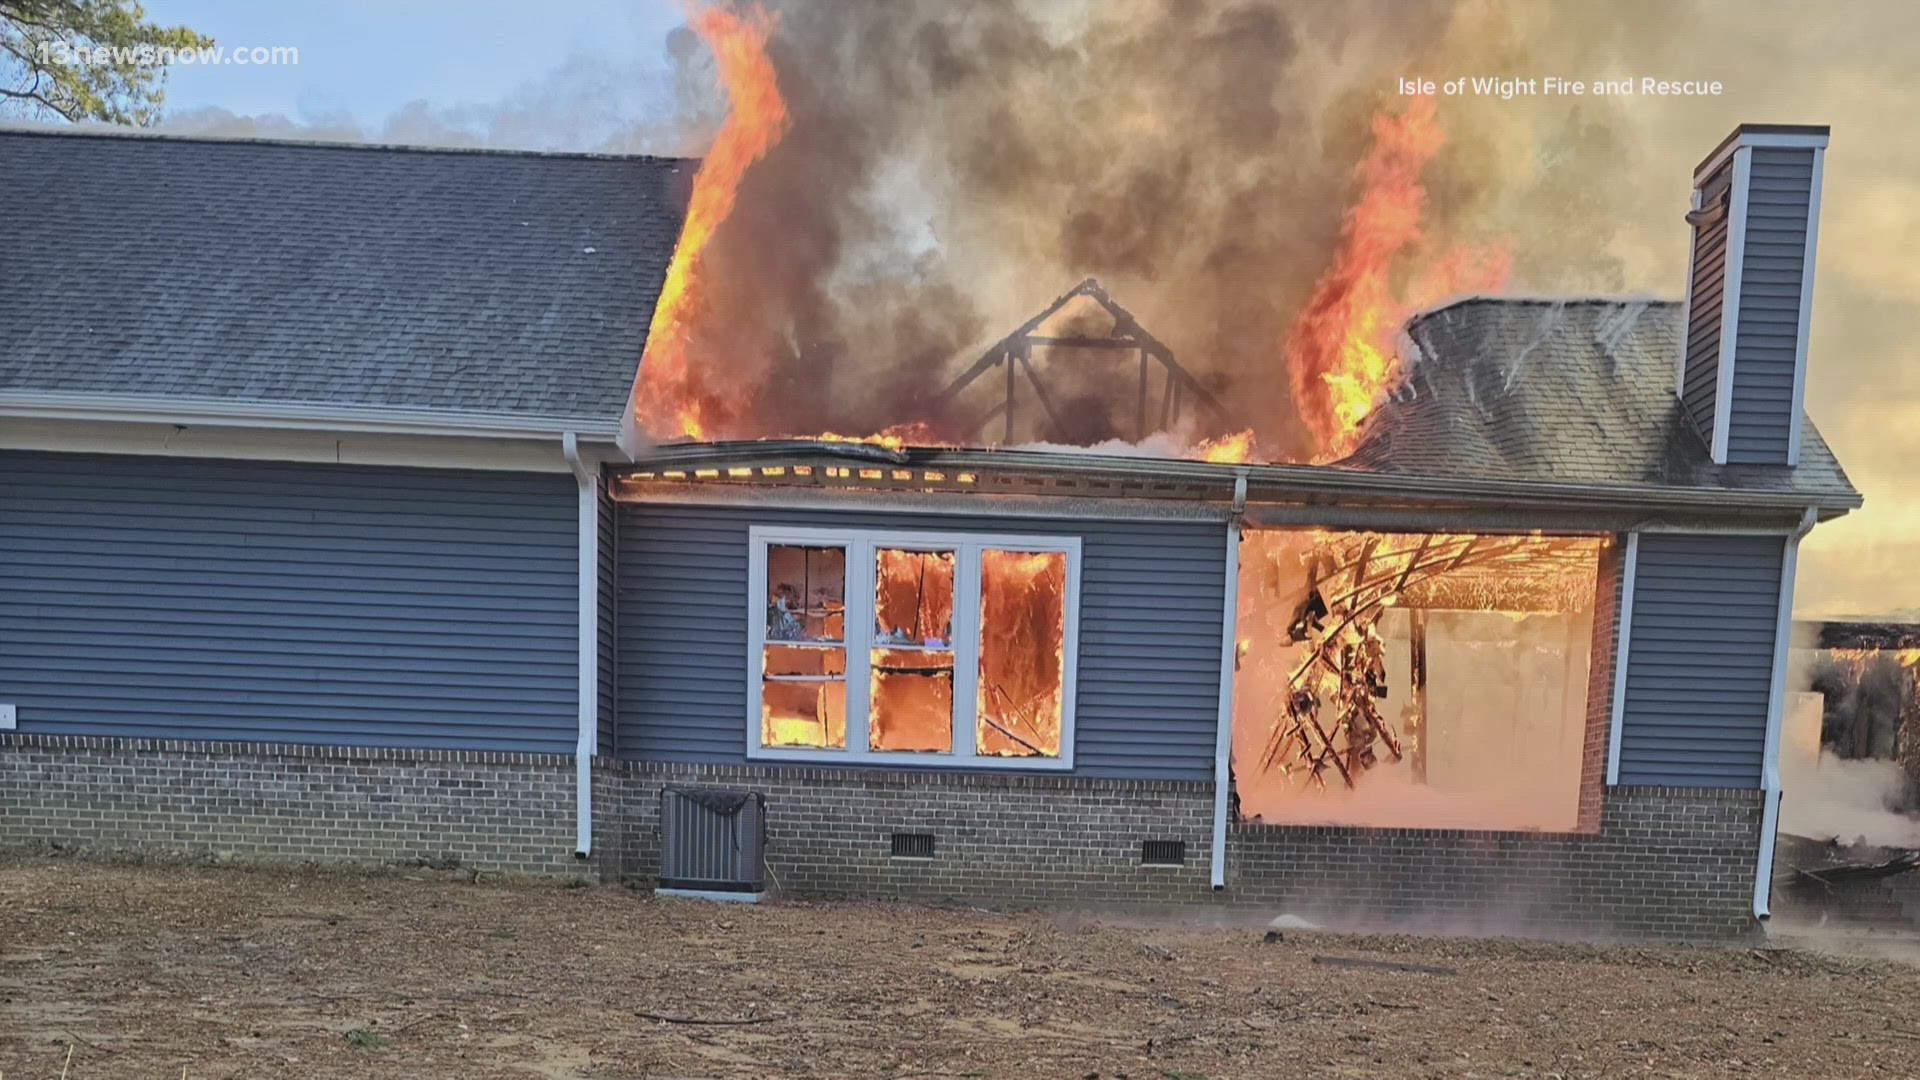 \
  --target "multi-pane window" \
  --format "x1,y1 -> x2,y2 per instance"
749,527 -> 1078,769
